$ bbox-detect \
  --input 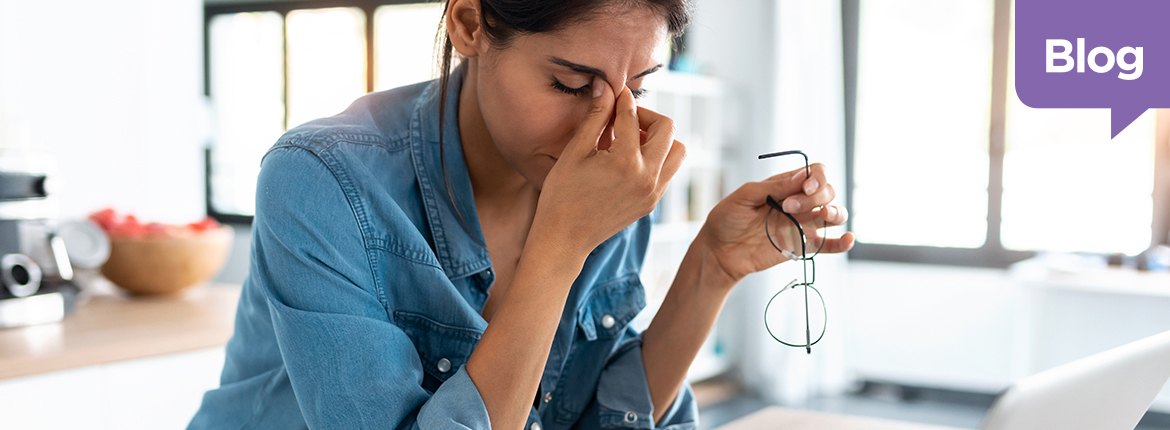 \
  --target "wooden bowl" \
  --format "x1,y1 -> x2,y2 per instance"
100,225 -> 234,295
